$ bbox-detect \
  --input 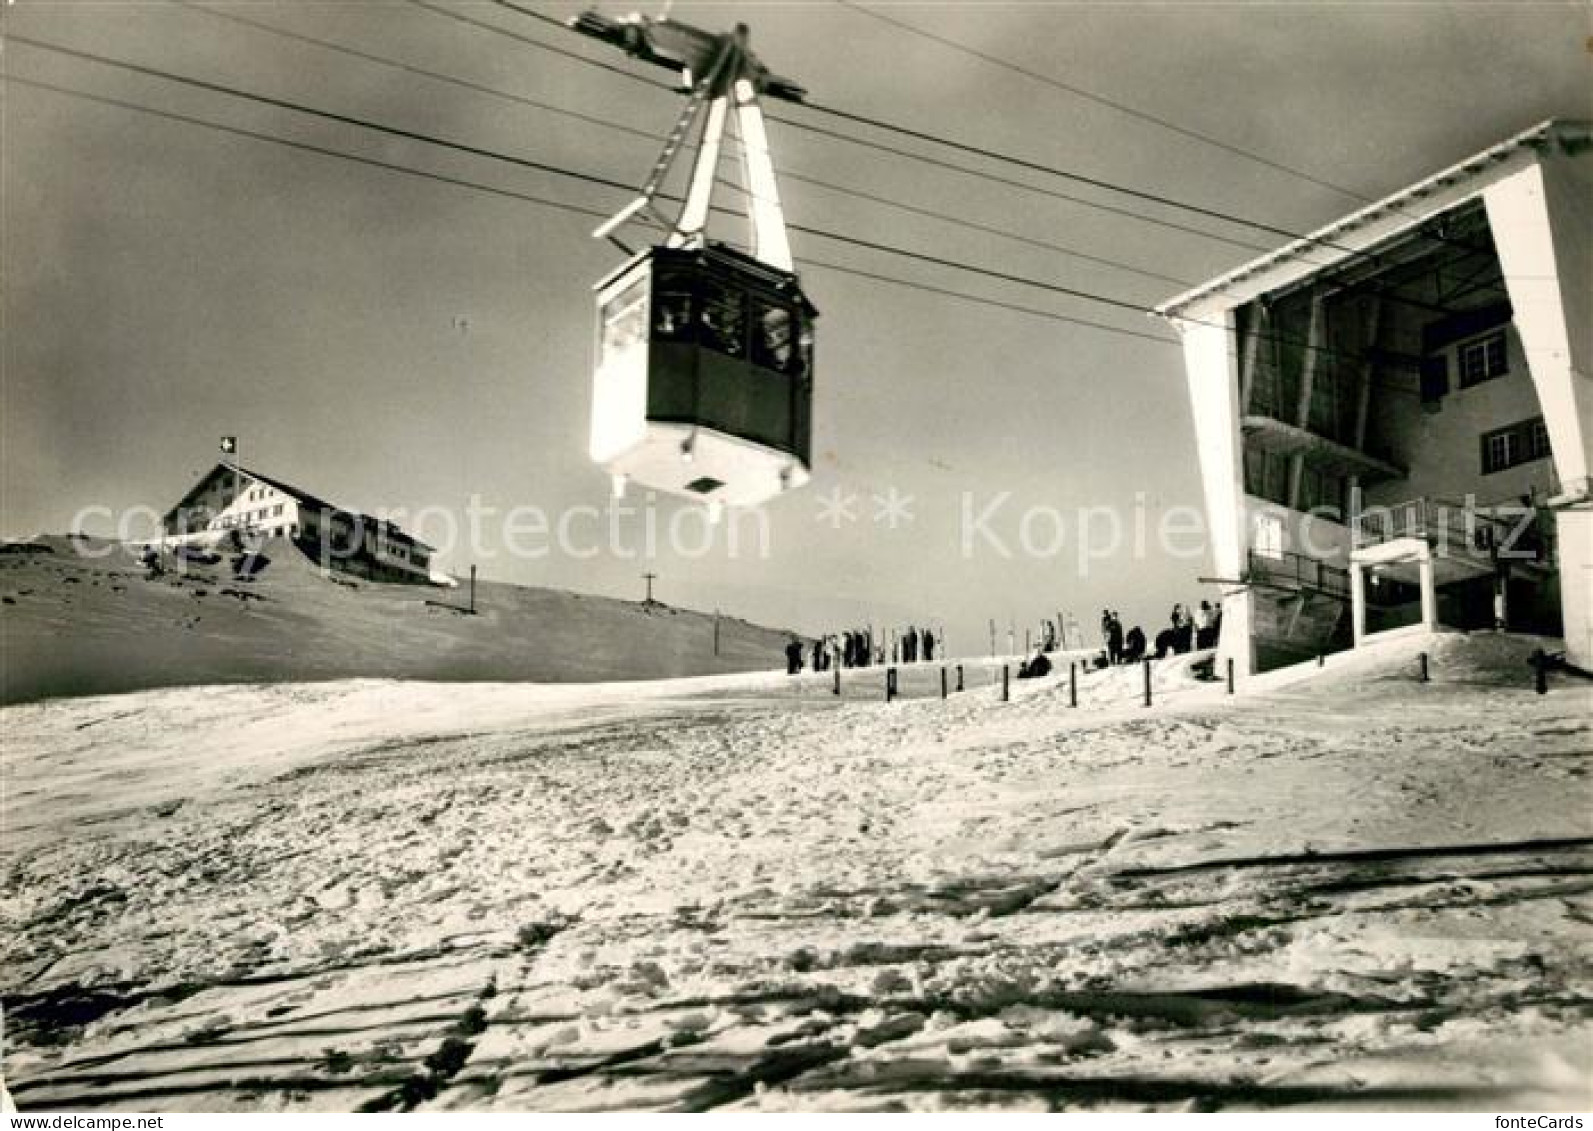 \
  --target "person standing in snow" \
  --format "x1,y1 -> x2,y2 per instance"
1108,612 -> 1125,665
785,638 -> 804,675
922,627 -> 936,663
